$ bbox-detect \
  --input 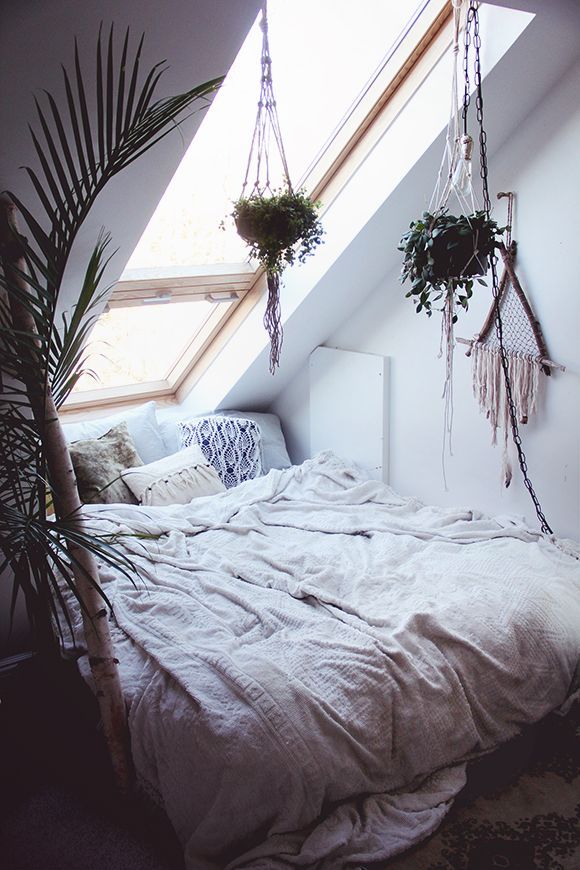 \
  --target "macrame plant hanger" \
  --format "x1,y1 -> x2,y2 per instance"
430,0 -> 479,474
457,191 -> 565,487
240,0 -> 293,373
458,0 -> 554,534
